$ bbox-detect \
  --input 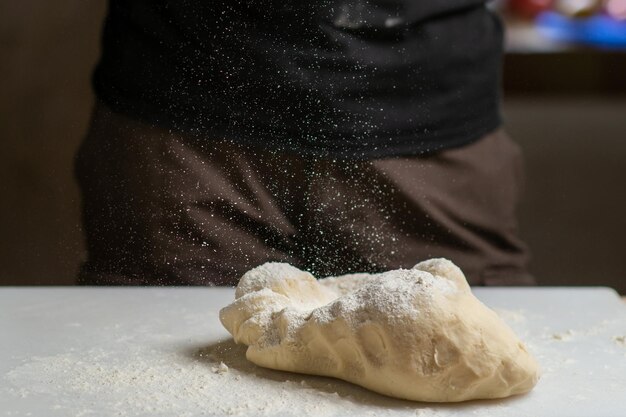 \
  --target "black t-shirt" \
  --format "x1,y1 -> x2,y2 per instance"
94,1 -> 503,158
